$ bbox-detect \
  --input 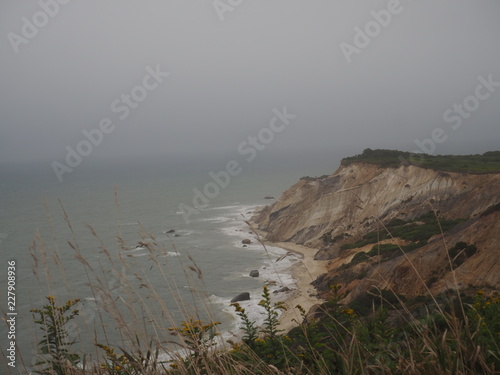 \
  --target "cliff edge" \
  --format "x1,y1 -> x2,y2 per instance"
254,149 -> 500,299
